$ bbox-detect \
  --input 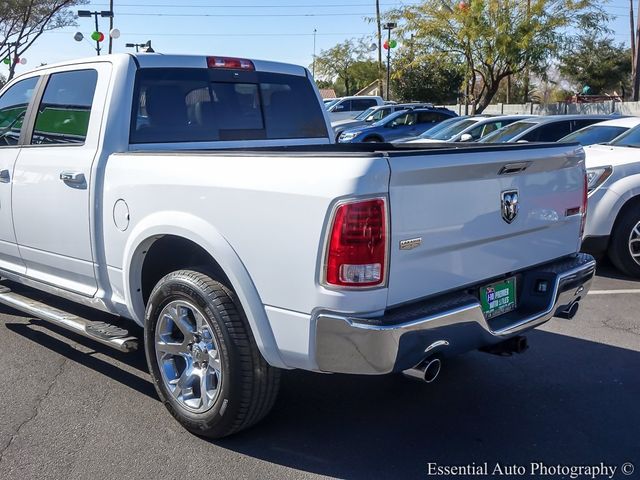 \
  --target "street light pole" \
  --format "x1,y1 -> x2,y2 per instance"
384,22 -> 396,101
77,10 -> 114,55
